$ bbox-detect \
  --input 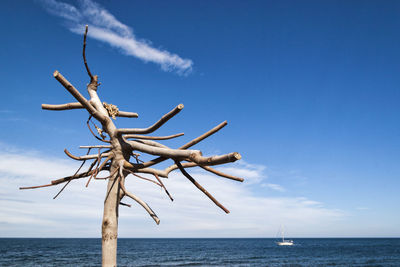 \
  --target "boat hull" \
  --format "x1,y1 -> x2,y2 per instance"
276,241 -> 294,246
